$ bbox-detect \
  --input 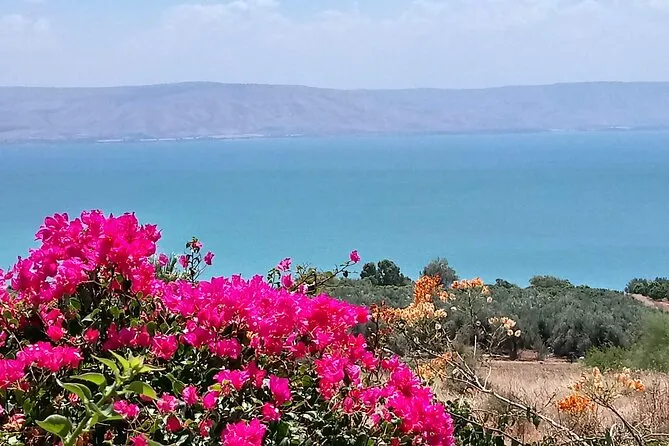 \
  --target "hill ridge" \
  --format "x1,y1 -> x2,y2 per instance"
2,81 -> 669,142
